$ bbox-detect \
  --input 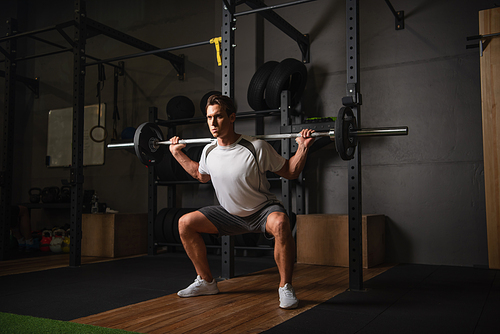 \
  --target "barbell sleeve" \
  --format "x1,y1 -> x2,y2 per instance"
350,127 -> 408,137
108,142 -> 134,149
